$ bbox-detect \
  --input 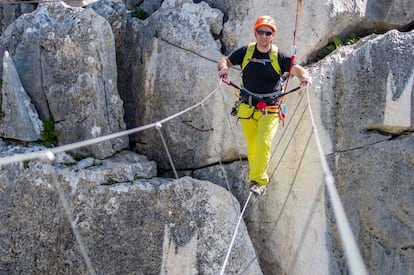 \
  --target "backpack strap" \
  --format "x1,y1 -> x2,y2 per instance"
241,43 -> 281,75
241,42 -> 256,71
269,45 -> 281,75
